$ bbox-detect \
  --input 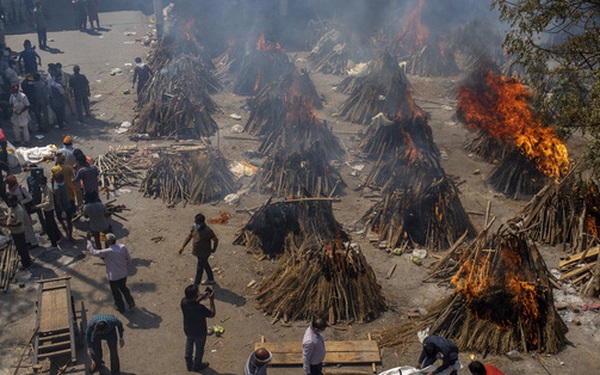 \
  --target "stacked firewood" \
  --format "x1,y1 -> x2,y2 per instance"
377,226 -> 568,354
234,199 -> 348,257
405,42 -> 460,77
252,99 -> 345,197
213,41 -> 245,80
307,29 -> 349,75
245,69 -> 323,137
339,53 -> 413,125
488,150 -> 548,200
148,35 -> 215,72
134,54 -> 221,139
256,234 -> 386,323
233,35 -> 295,96
0,241 -> 18,291
358,87 -> 474,252
558,246 -> 599,295
96,148 -> 141,196
140,148 -> 238,207
514,171 -> 600,252
464,130 -> 508,162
